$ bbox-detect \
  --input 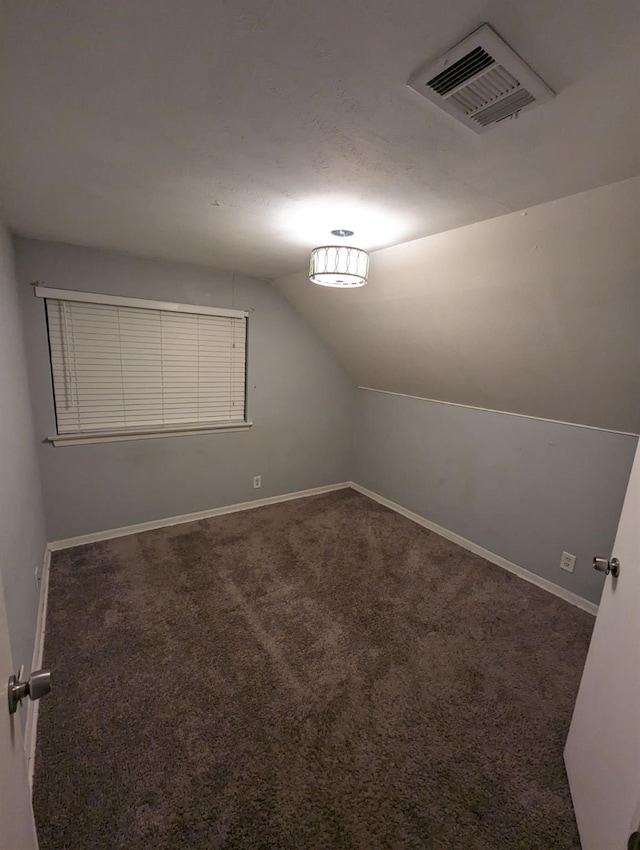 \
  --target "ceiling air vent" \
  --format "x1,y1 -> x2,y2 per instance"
408,24 -> 554,133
